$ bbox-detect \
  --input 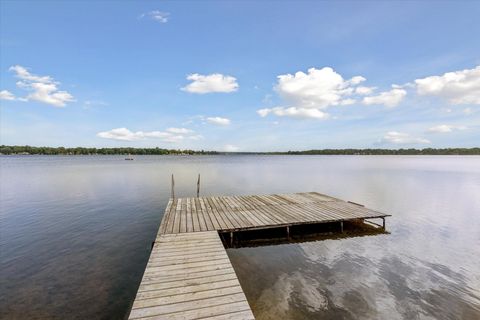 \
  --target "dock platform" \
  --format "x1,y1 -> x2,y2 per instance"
129,192 -> 390,319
